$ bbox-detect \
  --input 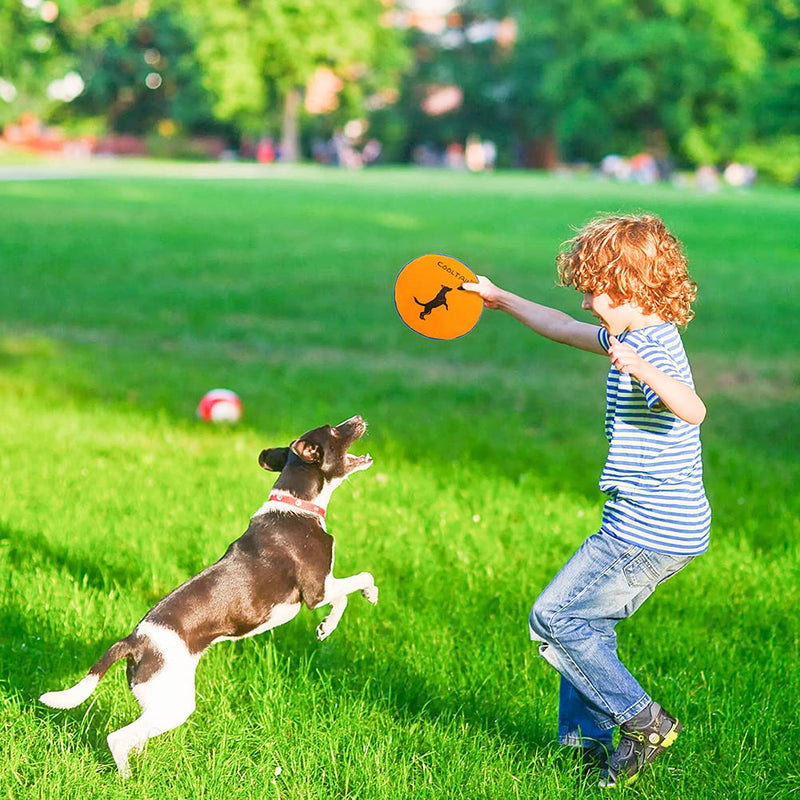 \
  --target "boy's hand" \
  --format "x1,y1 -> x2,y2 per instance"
460,275 -> 503,309
608,336 -> 647,378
